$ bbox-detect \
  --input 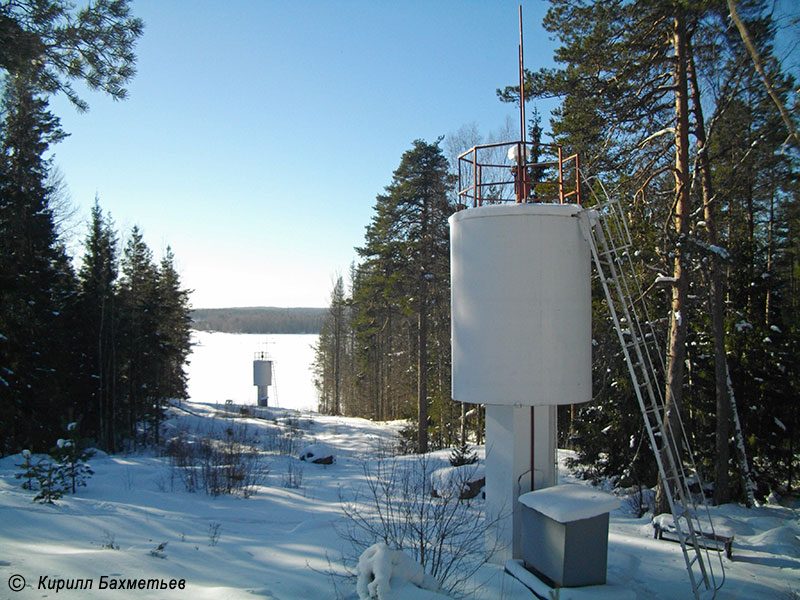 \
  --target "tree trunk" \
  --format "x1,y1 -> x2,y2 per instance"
656,12 -> 691,516
686,38 -> 731,505
417,303 -> 429,454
